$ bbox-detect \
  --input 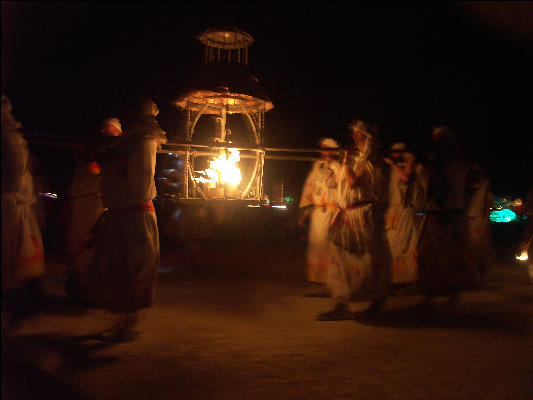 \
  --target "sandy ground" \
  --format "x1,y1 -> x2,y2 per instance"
2,216 -> 533,400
